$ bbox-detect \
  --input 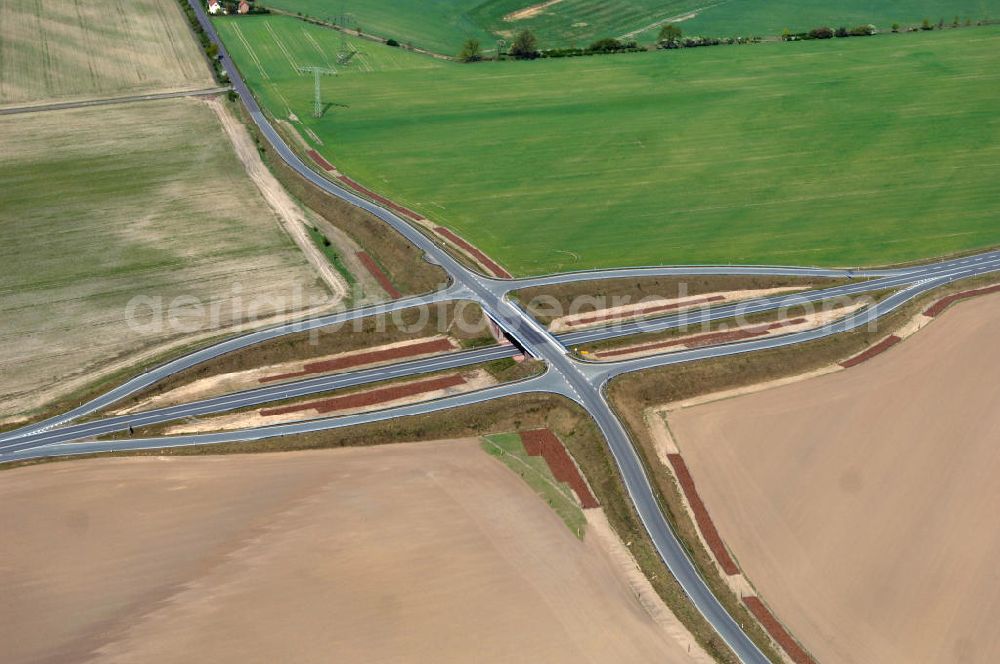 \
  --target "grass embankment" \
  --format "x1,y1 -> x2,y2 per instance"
110,301 -> 494,413
120,356 -> 546,438
234,100 -> 448,295
514,274 -> 836,325
306,224 -> 356,285
482,433 -> 587,538
578,290 -> 890,355
218,17 -> 1000,274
